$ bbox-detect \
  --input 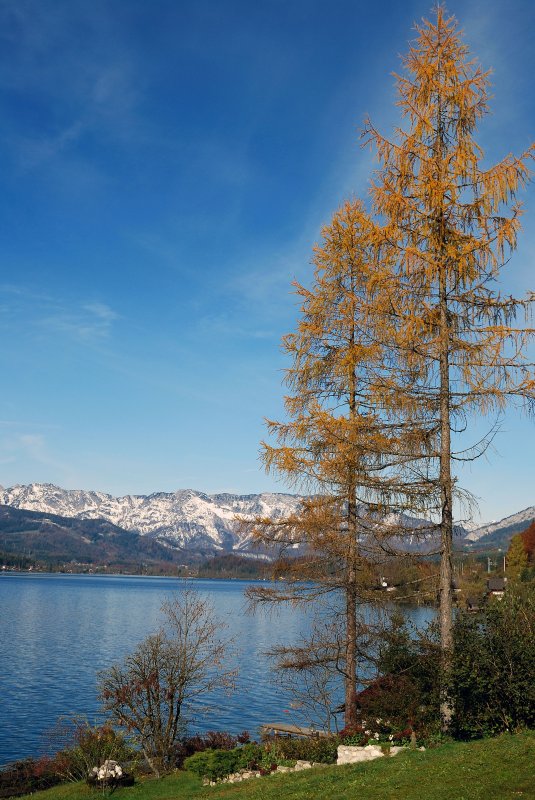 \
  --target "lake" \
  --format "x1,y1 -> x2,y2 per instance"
0,573 -> 434,765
